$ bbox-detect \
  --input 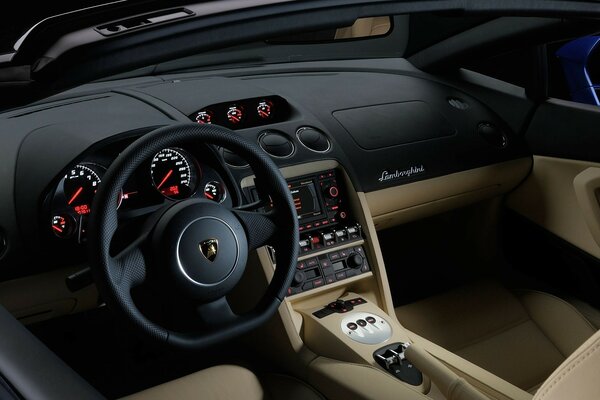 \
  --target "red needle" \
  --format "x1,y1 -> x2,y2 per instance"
68,187 -> 83,205
205,192 -> 214,200
157,169 -> 173,190
52,225 -> 63,233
